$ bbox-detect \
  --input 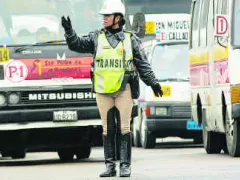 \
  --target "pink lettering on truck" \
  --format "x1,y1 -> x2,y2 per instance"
5,57 -> 92,82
